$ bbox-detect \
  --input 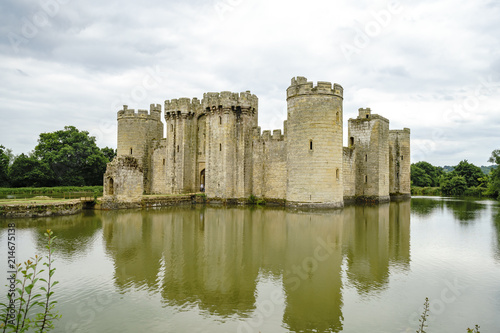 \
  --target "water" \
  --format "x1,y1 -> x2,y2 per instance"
1,198 -> 500,332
